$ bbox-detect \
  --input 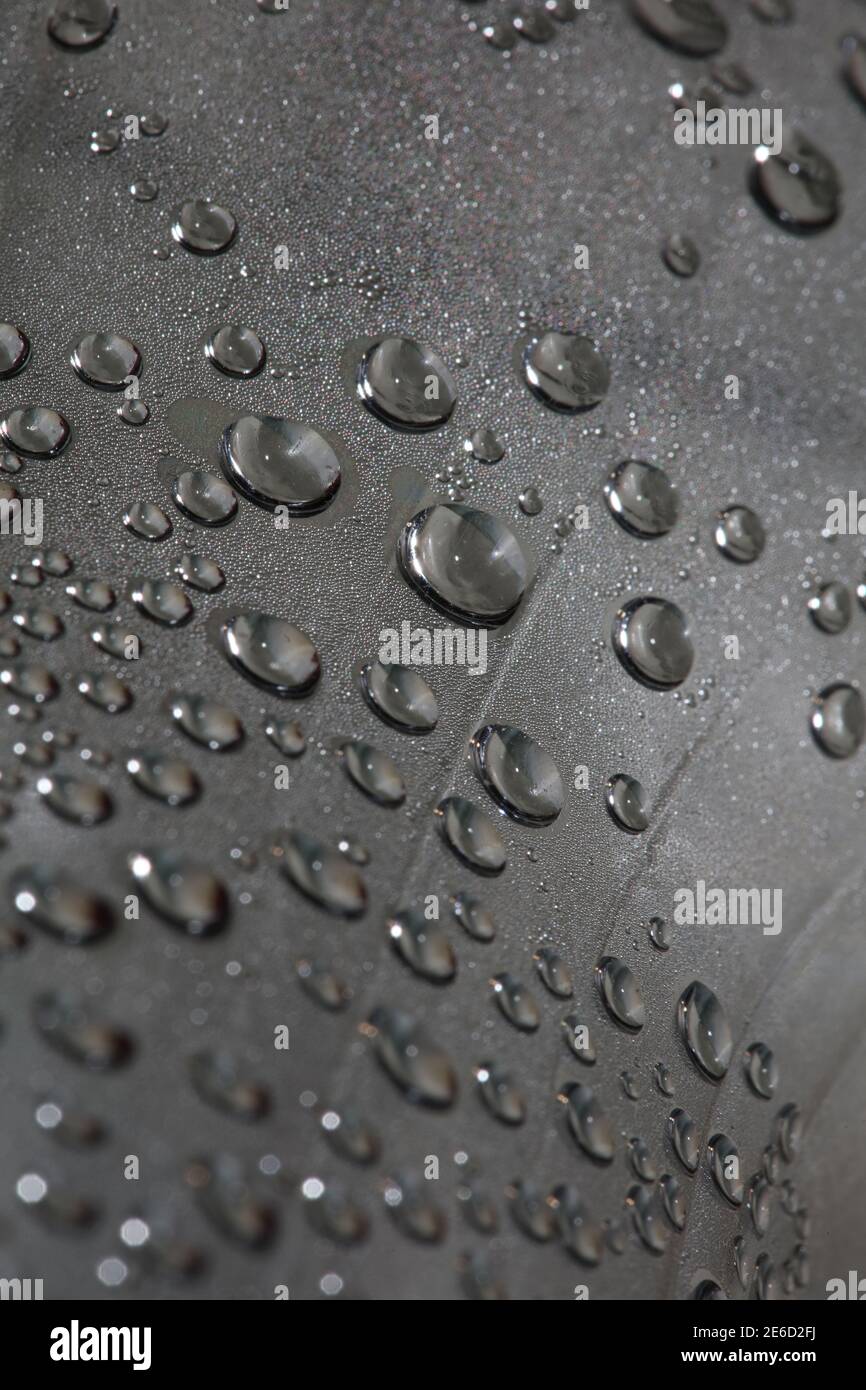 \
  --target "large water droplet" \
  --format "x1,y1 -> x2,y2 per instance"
596,956 -> 646,1030
12,865 -> 113,945
12,606 -> 64,641
357,336 -> 457,431
810,683 -> 864,759
70,332 -> 140,390
751,129 -> 841,232
222,612 -> 320,695
470,723 -> 563,825
367,1006 -> 457,1107
604,460 -> 678,538
279,829 -> 366,917
534,946 -> 573,998
435,795 -> 506,874
0,324 -> 30,379
399,502 -> 527,626
176,553 -> 225,592
451,892 -> 496,942
360,659 -> 438,733
129,849 -> 229,936
220,416 -> 341,513
550,1184 -> 605,1266
808,581 -> 851,634
678,980 -> 732,1080
189,1157 -> 277,1249
172,199 -> 237,255
627,1184 -> 670,1253
612,595 -> 693,689
1,663 -> 59,703
77,670 -> 132,713
189,1051 -> 270,1121
632,0 -> 727,56
714,505 -> 766,562
522,330 -> 610,411
47,0 -> 116,49
67,578 -> 115,612
668,1107 -> 700,1172
1,407 -> 70,458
